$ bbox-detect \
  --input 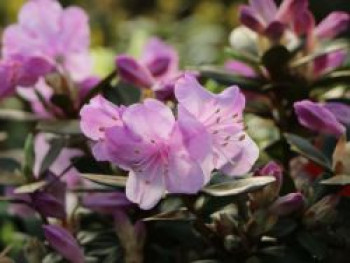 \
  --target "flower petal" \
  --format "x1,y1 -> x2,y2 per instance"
116,55 -> 154,88
43,224 -> 84,263
315,11 -> 350,39
126,170 -> 165,210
